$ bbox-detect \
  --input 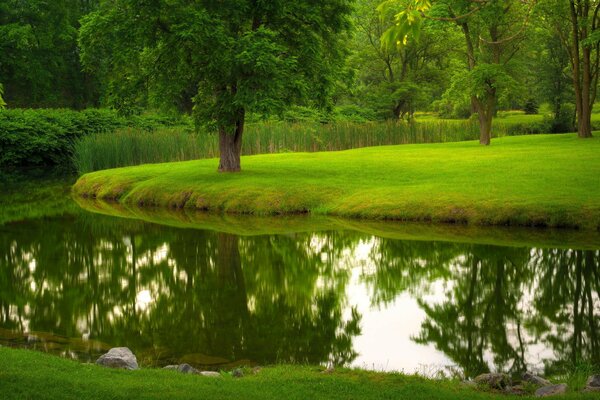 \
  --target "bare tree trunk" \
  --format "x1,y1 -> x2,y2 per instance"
218,109 -> 245,172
